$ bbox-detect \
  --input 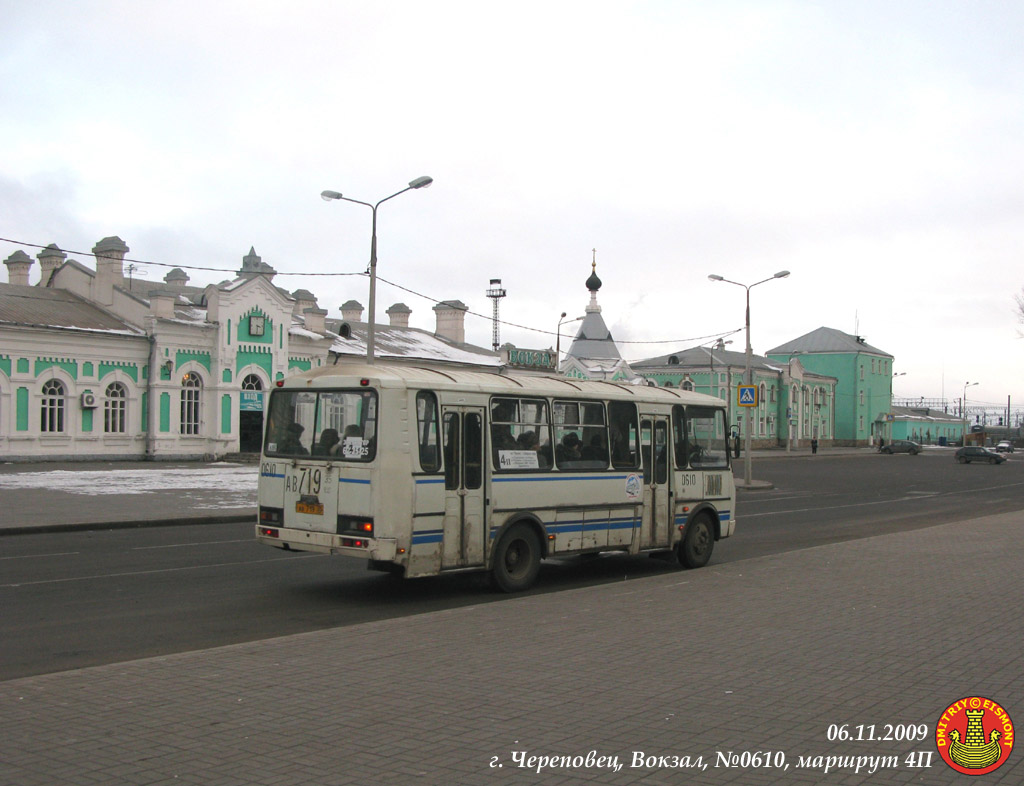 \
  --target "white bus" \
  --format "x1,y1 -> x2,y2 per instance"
255,363 -> 735,591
